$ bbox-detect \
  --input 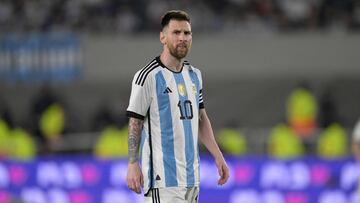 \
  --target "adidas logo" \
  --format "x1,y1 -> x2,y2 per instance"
156,175 -> 161,181
163,87 -> 172,94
